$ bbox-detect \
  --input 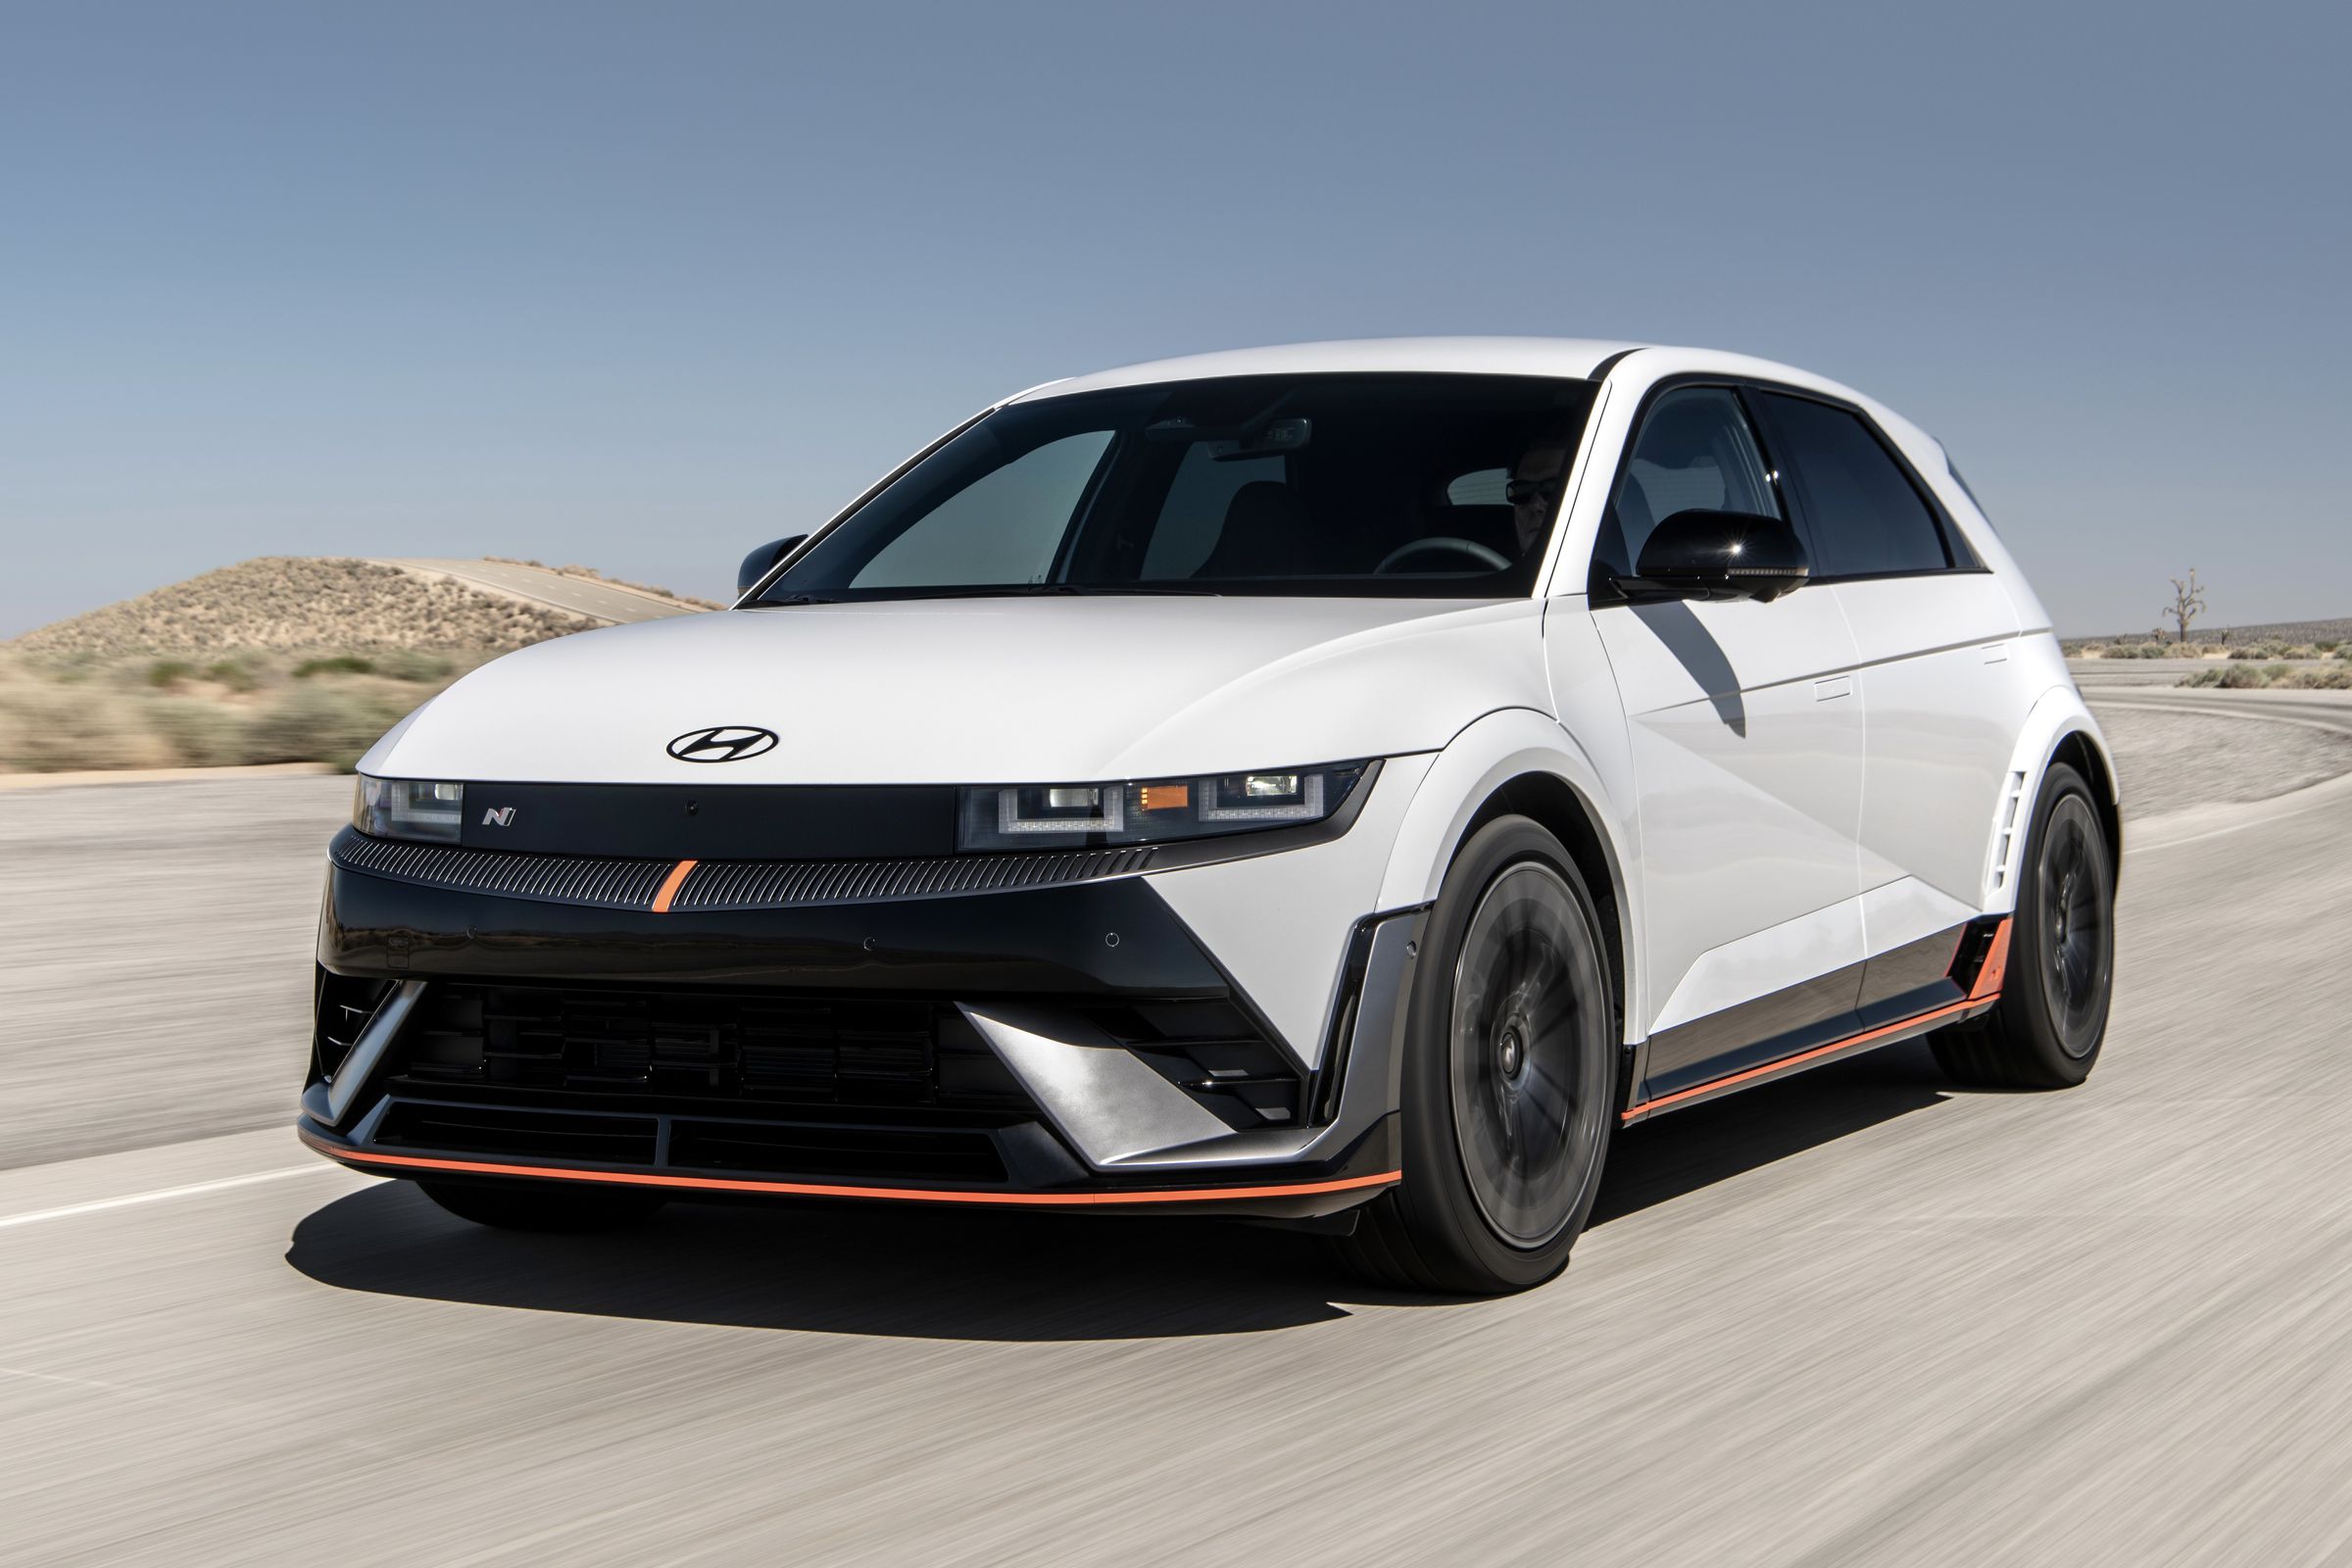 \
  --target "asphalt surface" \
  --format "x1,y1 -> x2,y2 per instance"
370,558 -> 706,623
4,699 -> 2351,1564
